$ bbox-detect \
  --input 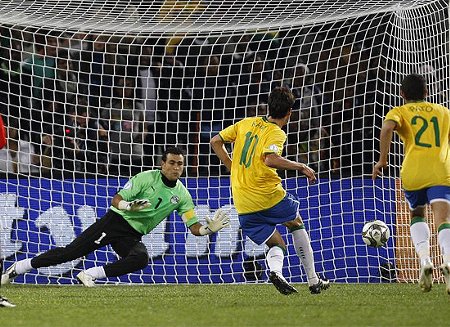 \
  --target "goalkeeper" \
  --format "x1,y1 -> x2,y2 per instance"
1,146 -> 230,287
